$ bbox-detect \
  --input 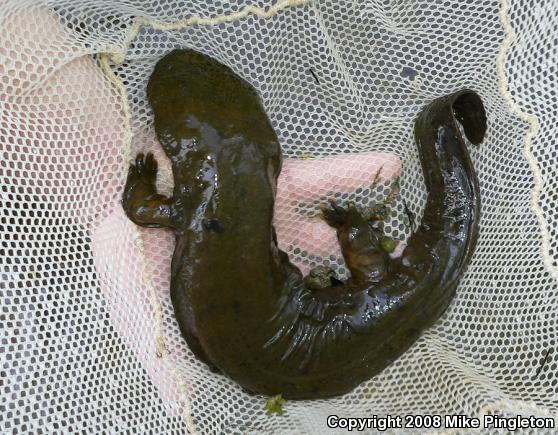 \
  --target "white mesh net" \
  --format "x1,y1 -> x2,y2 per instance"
1,0 -> 557,433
